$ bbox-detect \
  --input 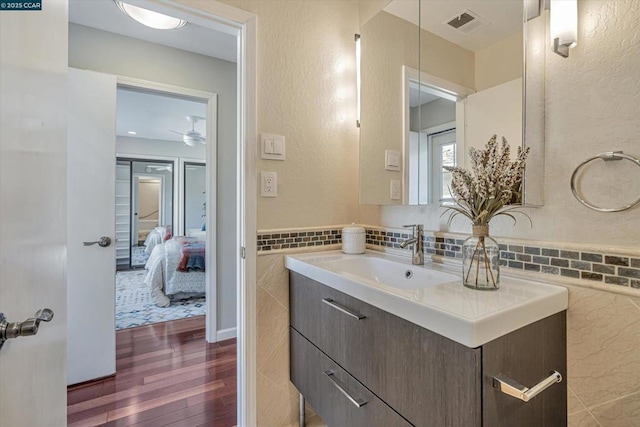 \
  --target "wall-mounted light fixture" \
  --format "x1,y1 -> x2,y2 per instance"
550,0 -> 577,58
115,1 -> 186,30
355,33 -> 361,128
